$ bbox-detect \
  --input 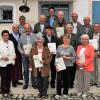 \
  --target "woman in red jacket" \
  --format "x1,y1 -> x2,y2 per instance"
76,34 -> 94,98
